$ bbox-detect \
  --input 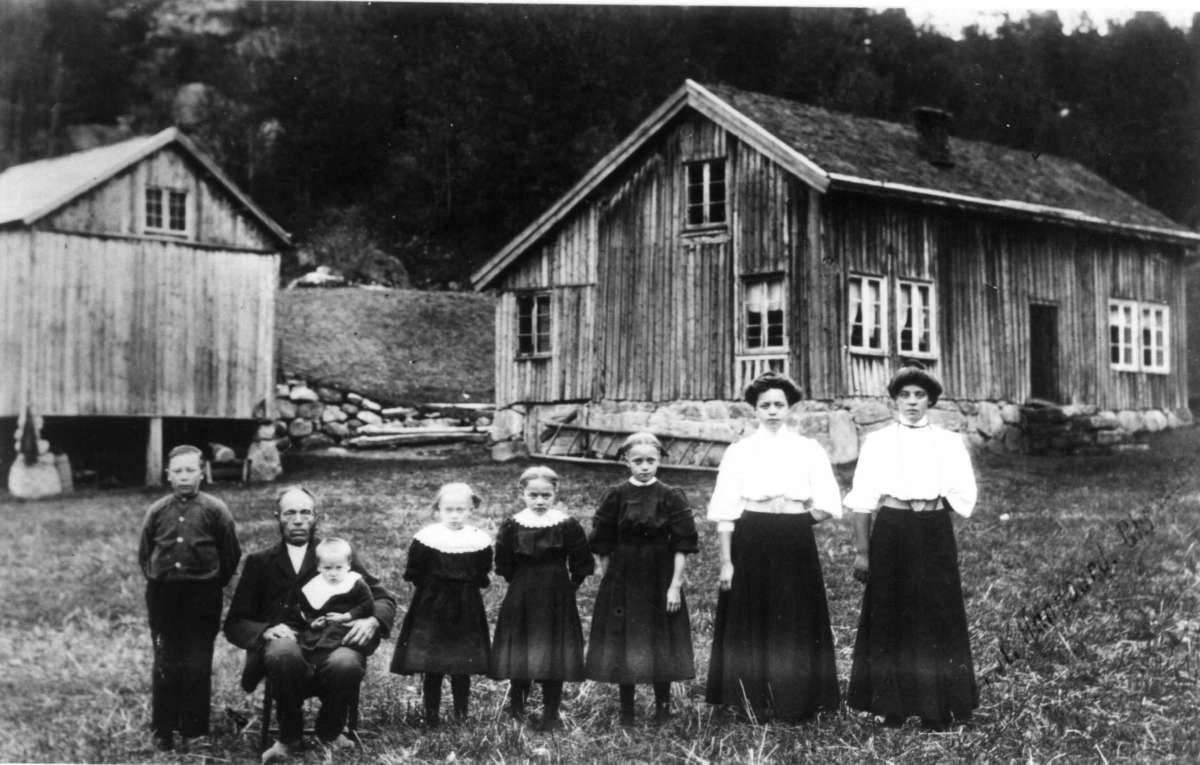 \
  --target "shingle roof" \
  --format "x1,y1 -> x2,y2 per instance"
702,82 -> 1180,231
475,79 -> 1197,289
0,127 -> 290,245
